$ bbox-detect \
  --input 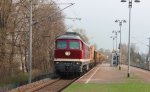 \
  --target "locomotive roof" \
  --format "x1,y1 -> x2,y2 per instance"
57,32 -> 81,40
56,32 -> 89,44
57,34 -> 81,40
